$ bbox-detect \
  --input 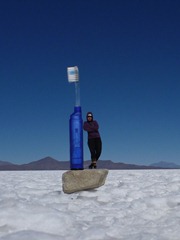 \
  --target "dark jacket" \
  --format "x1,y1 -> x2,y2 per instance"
83,120 -> 101,139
